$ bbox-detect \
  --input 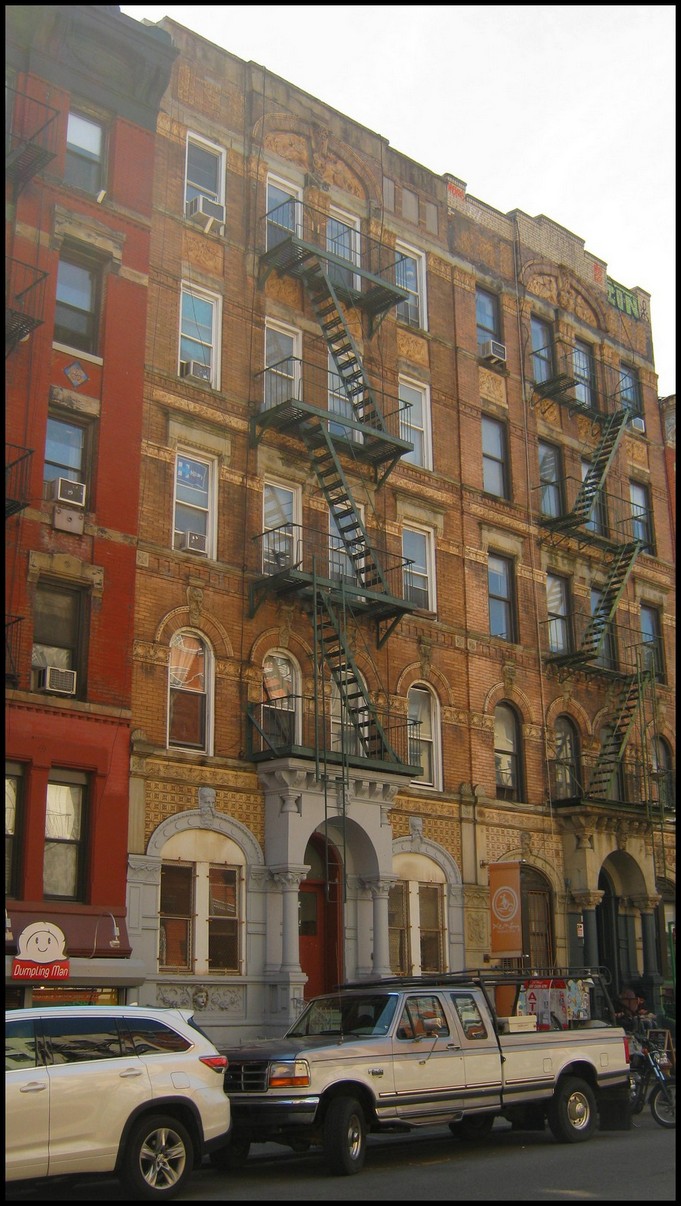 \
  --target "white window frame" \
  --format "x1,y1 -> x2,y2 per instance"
327,205 -> 361,291
408,682 -> 442,790
263,477 -> 301,573
185,132 -> 226,215
179,283 -> 221,390
391,855 -> 447,977
265,174 -> 303,249
167,628 -> 214,755
173,448 -> 217,558
262,649 -> 301,747
395,241 -> 427,331
402,523 -> 436,612
328,350 -> 363,443
329,500 -> 364,587
264,319 -> 301,409
158,831 -> 245,976
399,376 -> 432,469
